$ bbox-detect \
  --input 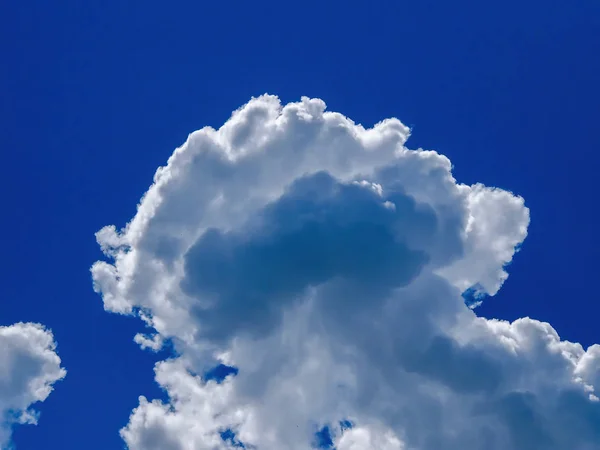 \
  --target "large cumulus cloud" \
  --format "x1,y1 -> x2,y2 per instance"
92,95 -> 599,449
0,322 -> 66,448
